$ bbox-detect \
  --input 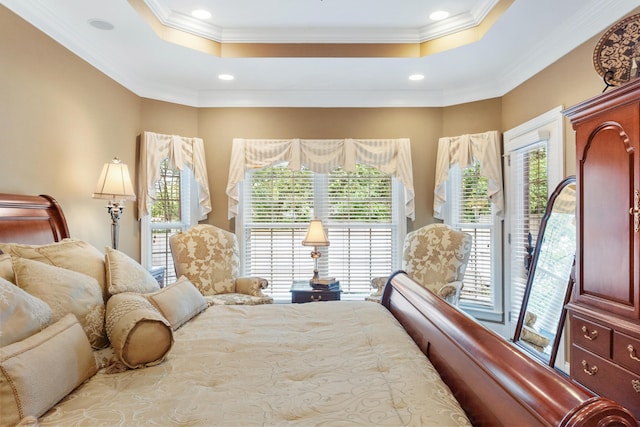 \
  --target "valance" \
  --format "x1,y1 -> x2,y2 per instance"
226,138 -> 415,220
137,131 -> 211,220
434,130 -> 503,219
